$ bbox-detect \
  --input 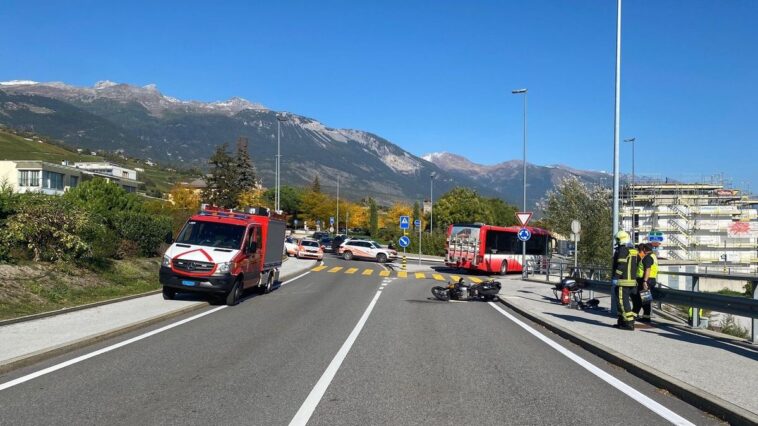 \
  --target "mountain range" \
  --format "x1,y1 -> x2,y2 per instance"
0,80 -> 610,208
